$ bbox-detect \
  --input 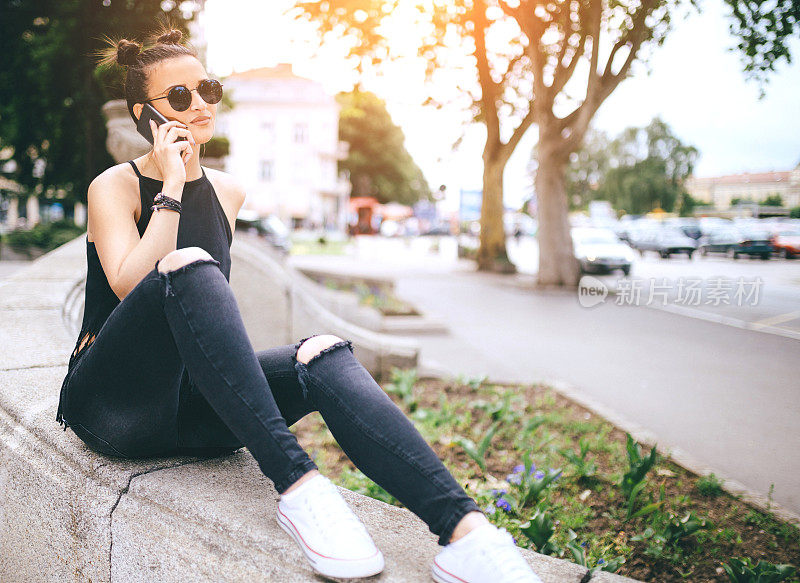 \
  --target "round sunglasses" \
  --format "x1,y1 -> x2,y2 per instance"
144,78 -> 223,112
